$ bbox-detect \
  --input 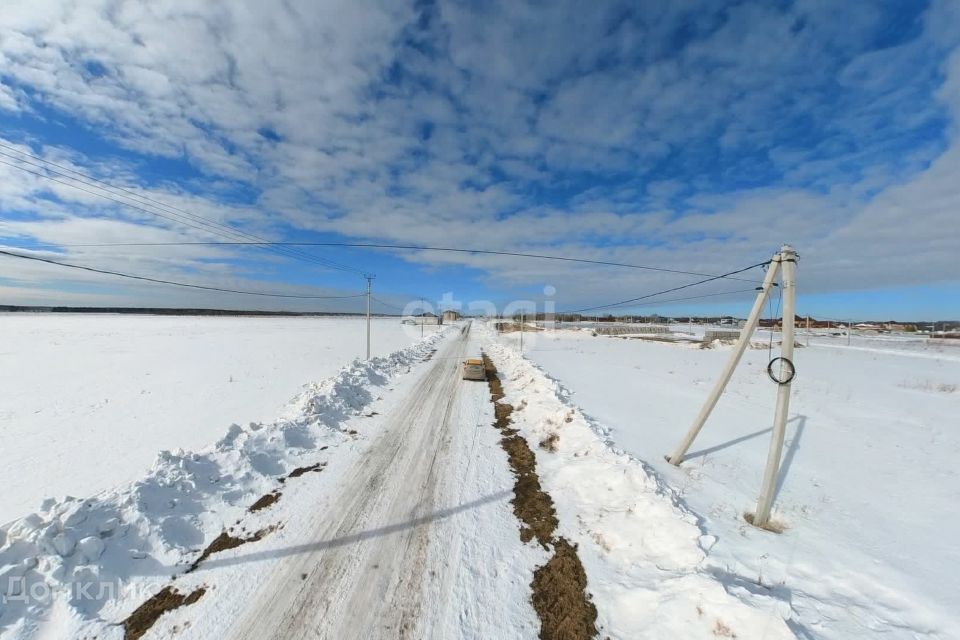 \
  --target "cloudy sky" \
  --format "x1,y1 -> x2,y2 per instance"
1,0 -> 958,318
